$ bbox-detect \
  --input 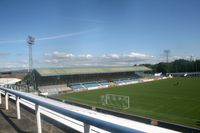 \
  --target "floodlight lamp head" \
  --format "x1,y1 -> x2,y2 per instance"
27,35 -> 35,45
164,49 -> 170,53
